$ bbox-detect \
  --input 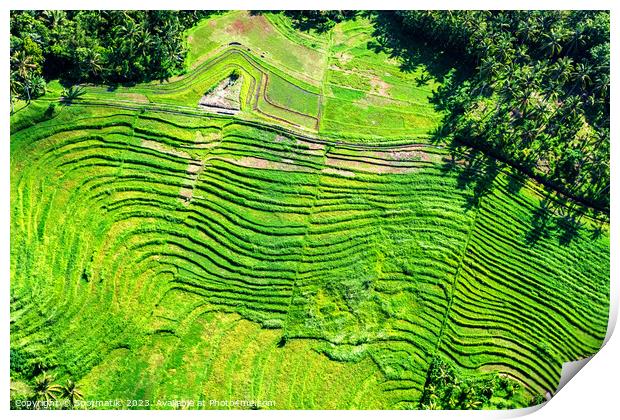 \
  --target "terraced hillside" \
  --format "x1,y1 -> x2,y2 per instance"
78,11 -> 442,140
10,11 -> 609,410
